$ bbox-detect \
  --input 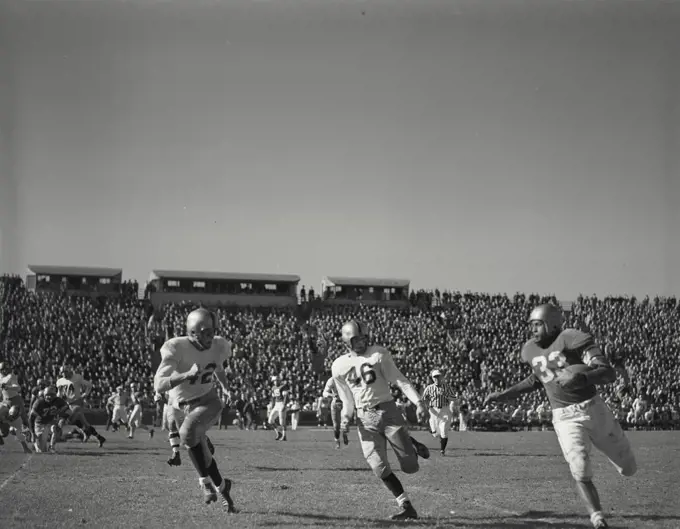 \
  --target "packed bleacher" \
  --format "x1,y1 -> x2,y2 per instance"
1,274 -> 679,430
